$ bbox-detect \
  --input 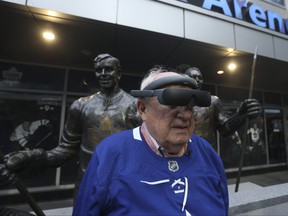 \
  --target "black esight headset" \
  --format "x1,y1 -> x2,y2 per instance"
131,76 -> 211,108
